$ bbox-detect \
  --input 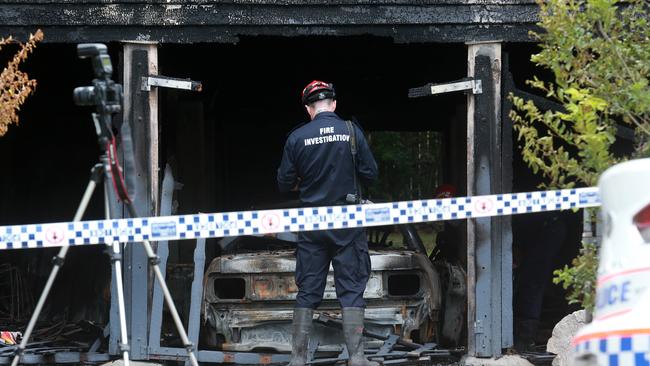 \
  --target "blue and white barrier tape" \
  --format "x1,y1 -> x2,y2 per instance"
0,187 -> 601,250
574,334 -> 650,366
